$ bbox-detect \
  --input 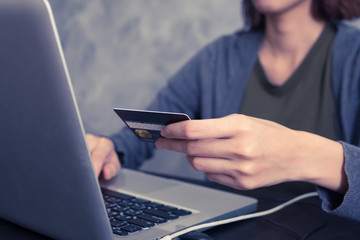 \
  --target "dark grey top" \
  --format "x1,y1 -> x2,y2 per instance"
239,23 -> 337,140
